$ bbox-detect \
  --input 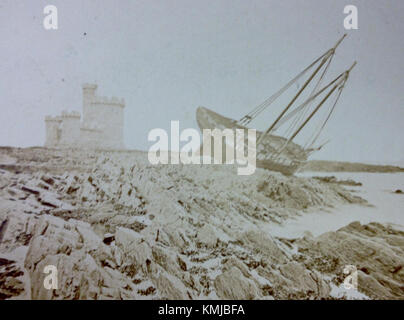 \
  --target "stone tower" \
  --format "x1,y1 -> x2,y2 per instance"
44,83 -> 126,149
81,84 -> 125,149
59,111 -> 81,146
44,116 -> 62,147
82,83 -> 98,123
